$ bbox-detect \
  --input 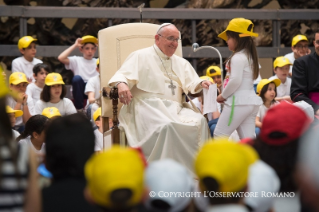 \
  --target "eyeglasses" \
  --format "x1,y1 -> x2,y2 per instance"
295,45 -> 308,49
158,34 -> 181,43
